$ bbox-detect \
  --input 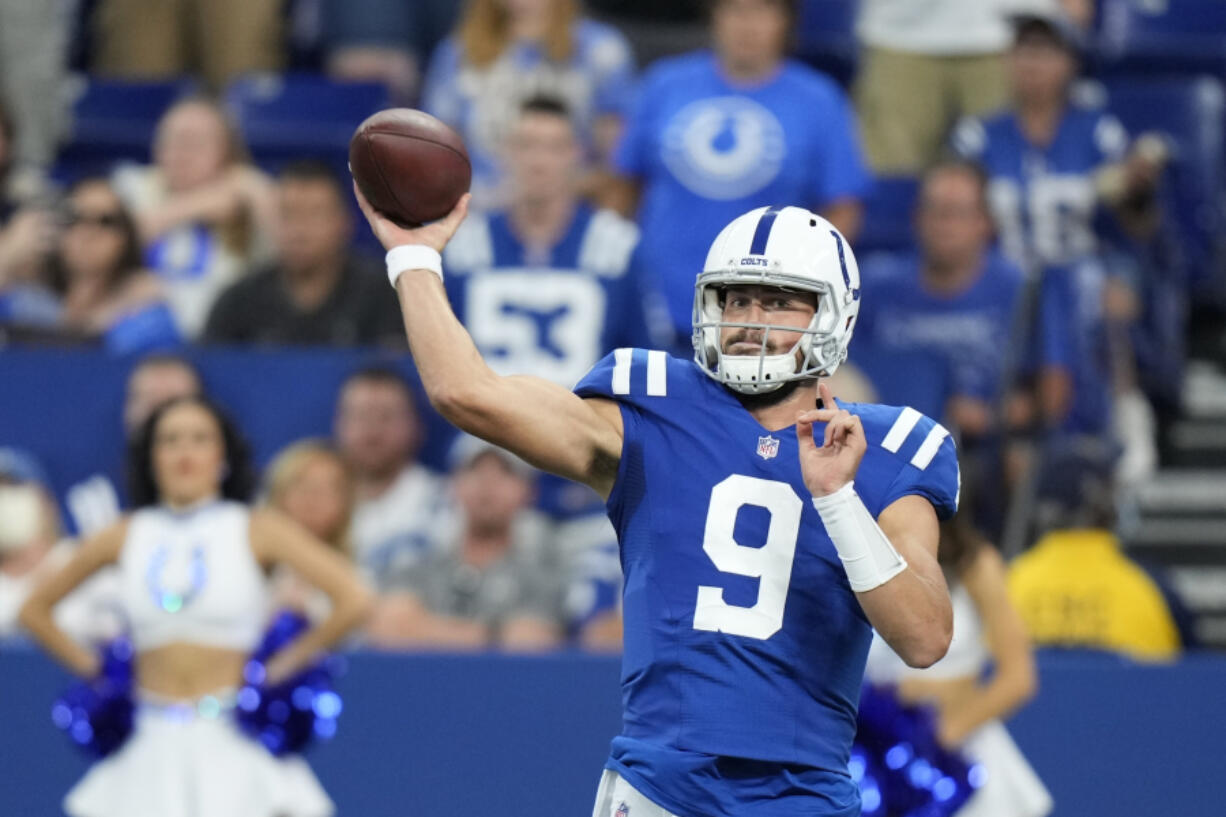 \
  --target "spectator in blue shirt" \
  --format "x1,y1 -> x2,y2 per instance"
950,9 -> 1162,273
952,9 -> 1178,490
422,0 -> 636,207
855,160 -> 1024,442
607,0 -> 870,343
46,179 -> 181,355
443,95 -> 661,391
